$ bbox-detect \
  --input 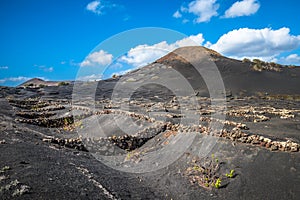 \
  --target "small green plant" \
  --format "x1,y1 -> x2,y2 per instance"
112,74 -> 118,79
126,152 -> 132,160
64,118 -> 68,125
226,169 -> 235,178
269,62 -> 277,67
193,165 -> 204,172
253,58 -> 262,64
187,155 -> 237,190
211,154 -> 219,163
74,120 -> 83,128
214,178 -> 221,189
242,58 -> 251,63
204,177 -> 210,187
